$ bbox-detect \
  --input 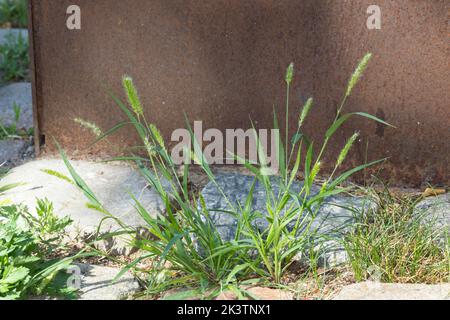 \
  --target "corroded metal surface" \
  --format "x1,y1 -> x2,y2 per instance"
29,0 -> 449,186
